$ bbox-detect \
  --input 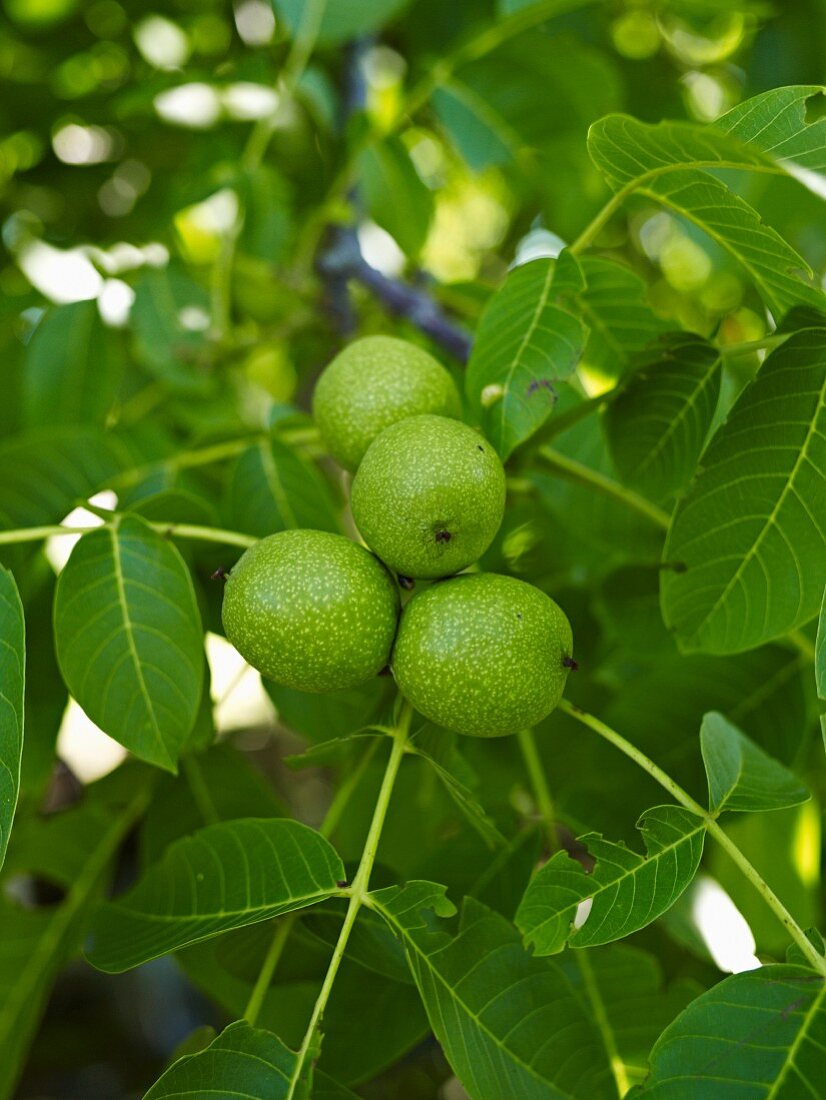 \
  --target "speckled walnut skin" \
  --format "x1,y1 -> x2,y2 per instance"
351,414 -> 506,579
392,573 -> 573,737
312,335 -> 462,473
222,529 -> 400,693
